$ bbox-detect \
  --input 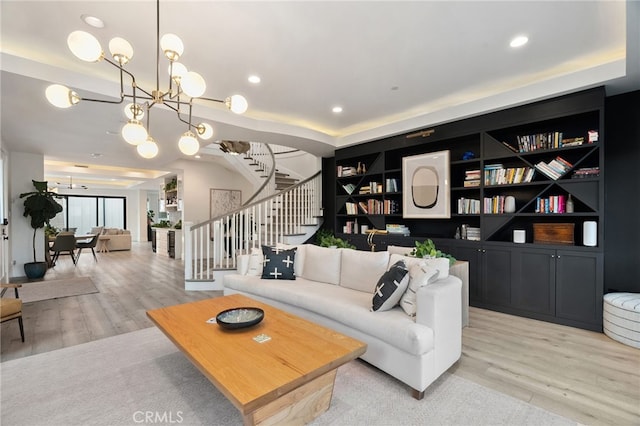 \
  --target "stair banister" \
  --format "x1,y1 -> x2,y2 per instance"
185,170 -> 322,285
